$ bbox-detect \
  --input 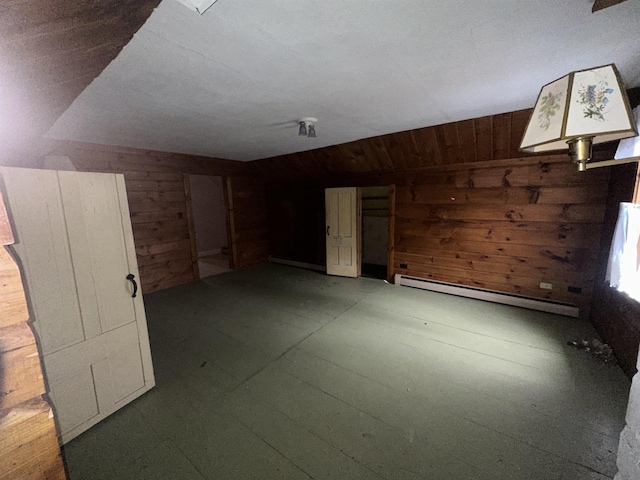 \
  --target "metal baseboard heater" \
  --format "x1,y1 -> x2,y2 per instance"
394,274 -> 579,318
